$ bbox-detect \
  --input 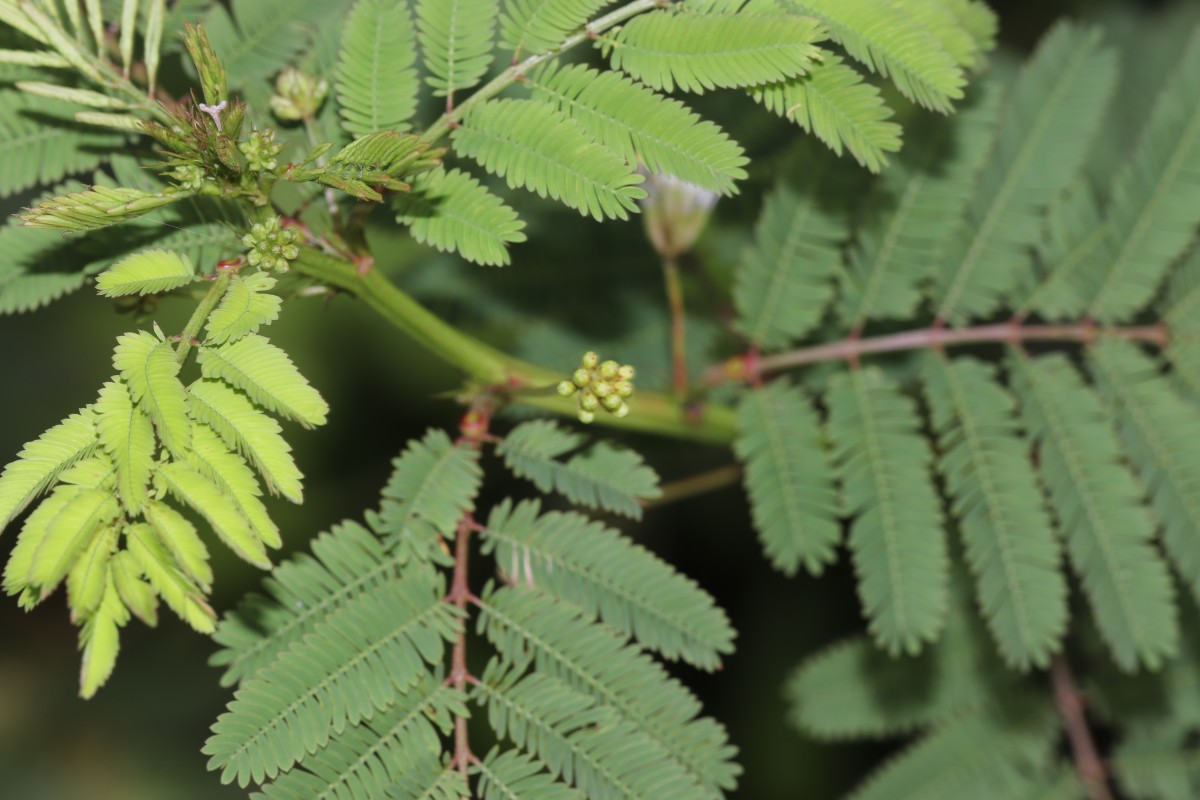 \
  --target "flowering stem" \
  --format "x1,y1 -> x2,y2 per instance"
662,256 -> 689,397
